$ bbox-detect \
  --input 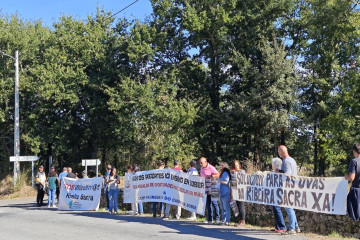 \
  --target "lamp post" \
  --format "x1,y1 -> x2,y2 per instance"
0,50 -> 20,187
